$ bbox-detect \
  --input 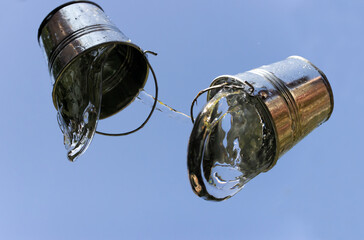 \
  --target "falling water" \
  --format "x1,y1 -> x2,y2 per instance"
53,44 -> 191,161
187,87 -> 276,201
54,46 -> 111,161
136,90 -> 191,123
